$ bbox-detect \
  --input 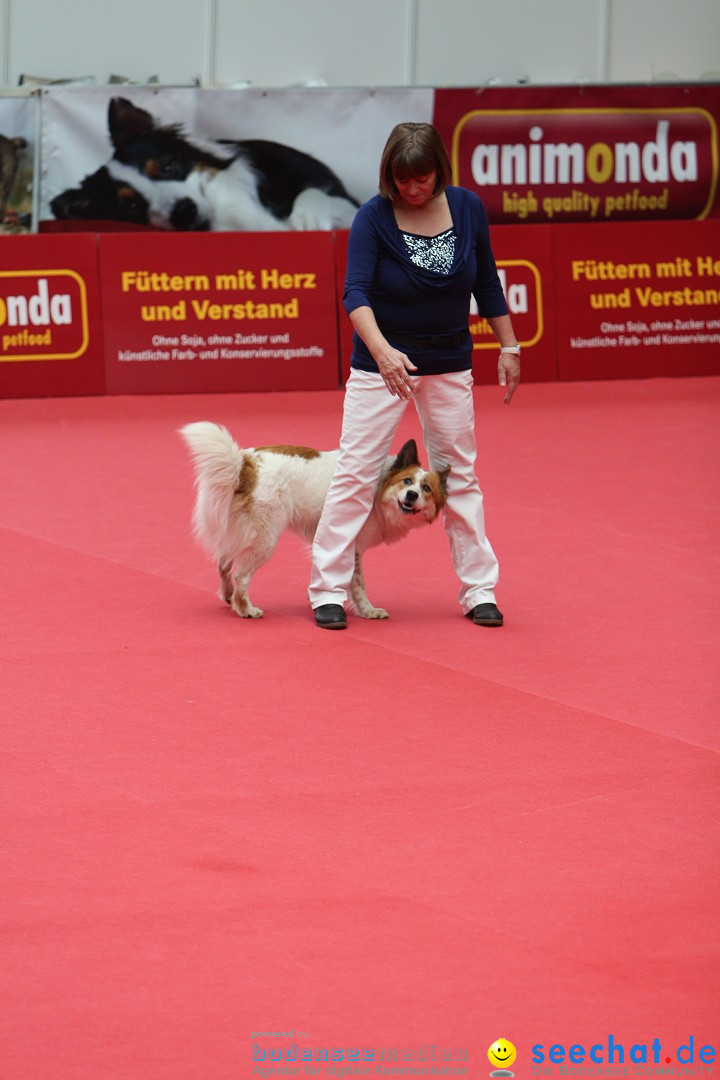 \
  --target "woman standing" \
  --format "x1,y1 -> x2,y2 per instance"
308,122 -> 521,629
